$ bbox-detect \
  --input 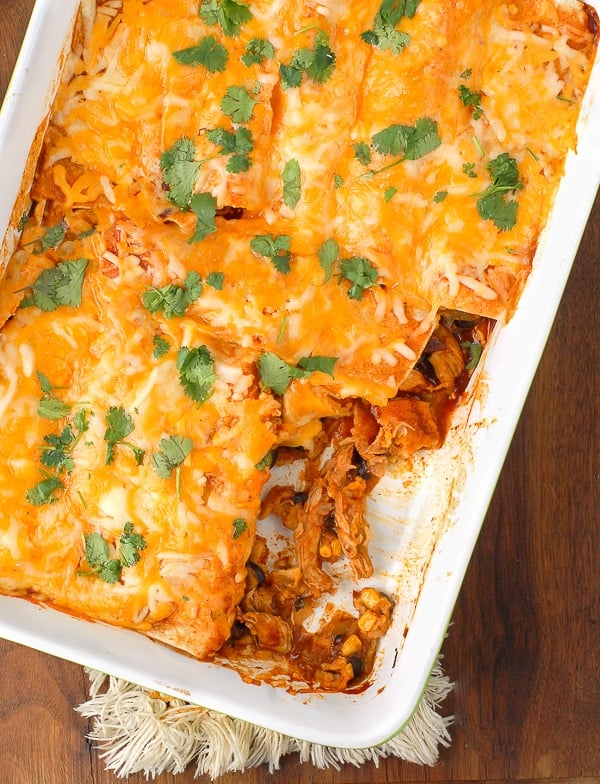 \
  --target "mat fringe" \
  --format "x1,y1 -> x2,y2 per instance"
76,661 -> 453,780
